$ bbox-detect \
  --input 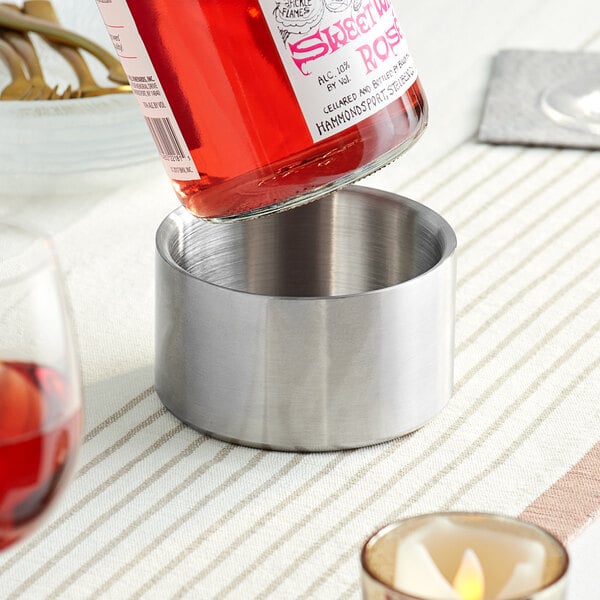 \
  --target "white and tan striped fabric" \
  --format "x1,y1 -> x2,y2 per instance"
1,0 -> 599,598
